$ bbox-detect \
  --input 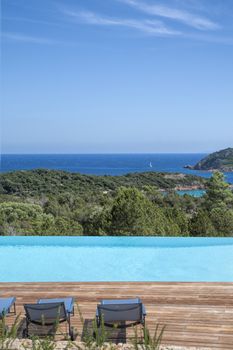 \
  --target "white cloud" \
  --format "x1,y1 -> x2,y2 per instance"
121,0 -> 220,30
2,32 -> 56,44
63,10 -> 181,36
1,32 -> 76,46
